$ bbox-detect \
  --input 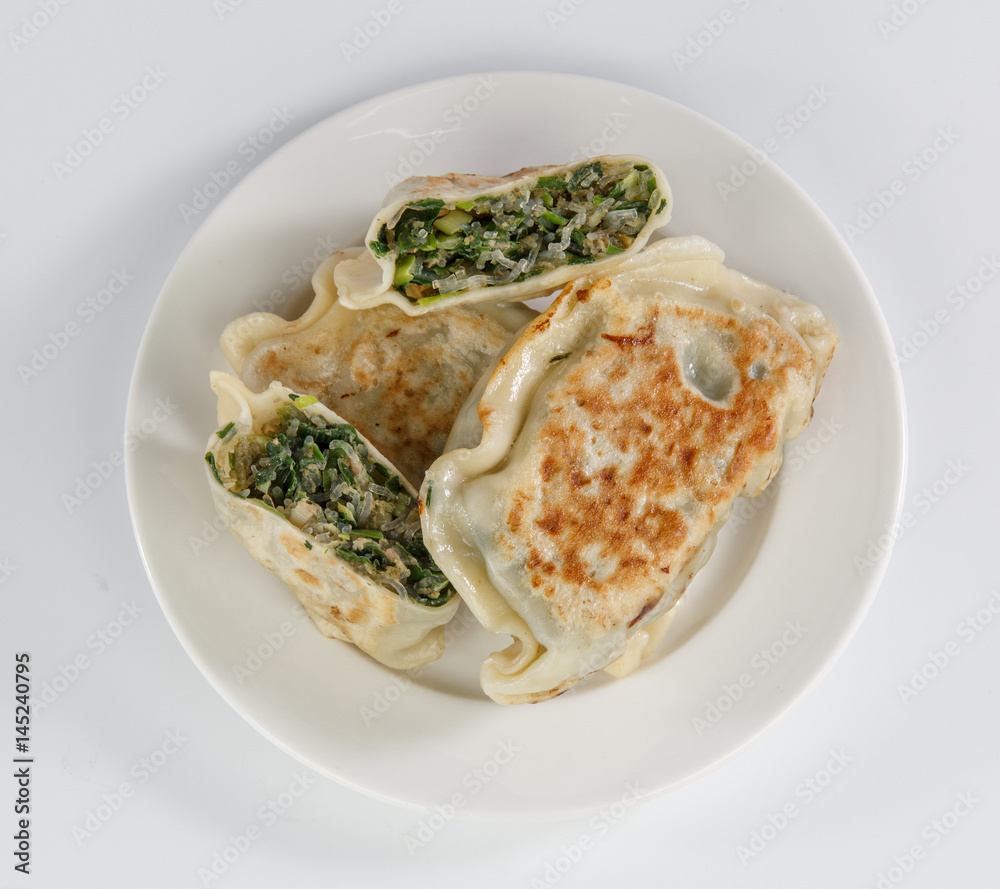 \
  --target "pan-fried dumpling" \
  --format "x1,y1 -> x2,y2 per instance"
221,248 -> 537,488
420,236 -> 838,703
205,373 -> 459,670
333,155 -> 672,316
